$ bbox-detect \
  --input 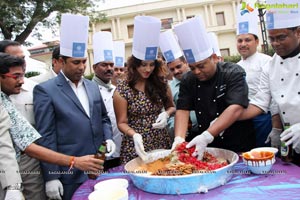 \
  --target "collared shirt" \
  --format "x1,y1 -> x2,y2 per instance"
61,71 -> 90,117
238,52 -> 272,100
10,78 -> 37,126
1,92 -> 41,161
